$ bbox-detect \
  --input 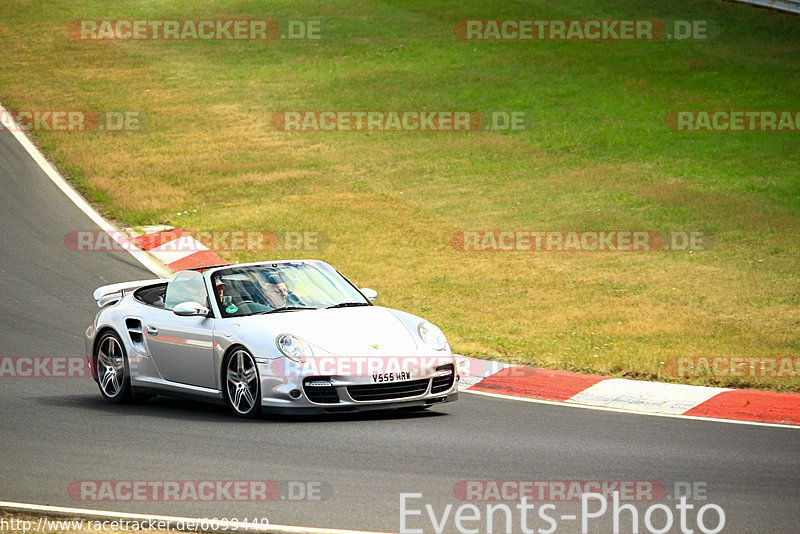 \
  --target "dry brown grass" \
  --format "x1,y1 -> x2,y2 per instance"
1,1 -> 798,391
